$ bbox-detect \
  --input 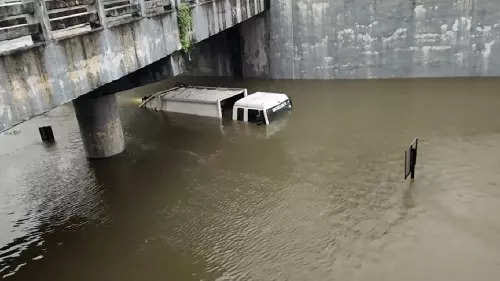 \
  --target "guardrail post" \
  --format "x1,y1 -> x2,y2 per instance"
34,0 -> 52,40
95,0 -> 108,28
138,0 -> 146,17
